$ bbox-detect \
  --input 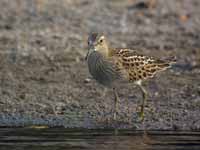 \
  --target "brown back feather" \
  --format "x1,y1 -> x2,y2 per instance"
112,48 -> 175,82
